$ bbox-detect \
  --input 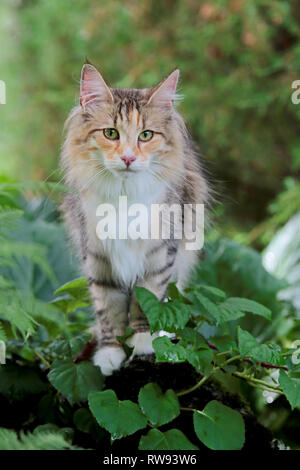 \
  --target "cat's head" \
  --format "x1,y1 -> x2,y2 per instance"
64,64 -> 186,189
